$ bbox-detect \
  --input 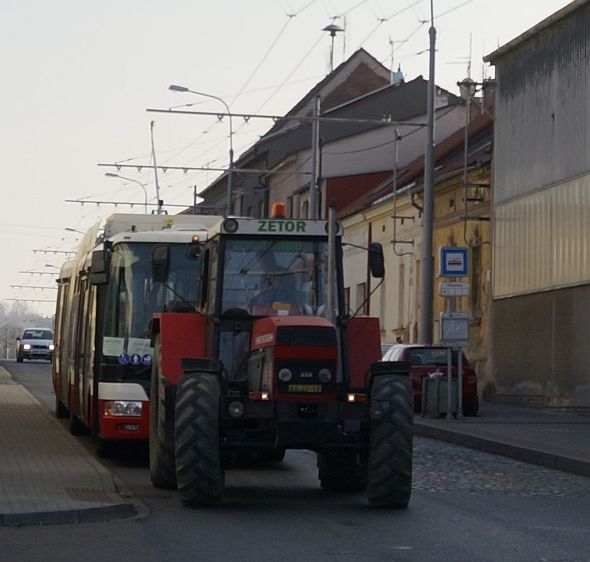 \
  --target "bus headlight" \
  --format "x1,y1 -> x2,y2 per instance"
49,344 -> 55,351
104,401 -> 143,417
318,368 -> 332,382
23,344 -> 31,350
